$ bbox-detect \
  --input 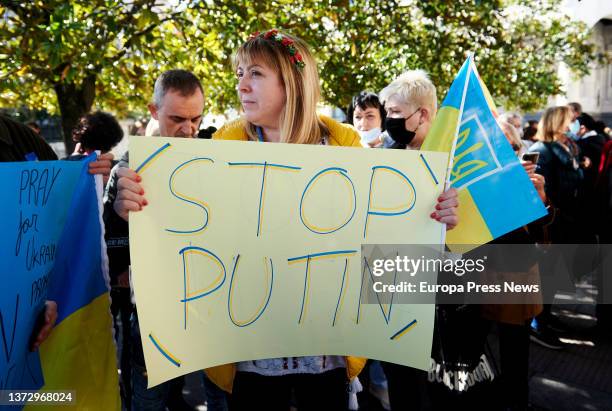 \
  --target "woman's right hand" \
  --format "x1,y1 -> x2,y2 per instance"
114,167 -> 147,221
531,173 -> 547,203
521,160 -> 536,177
